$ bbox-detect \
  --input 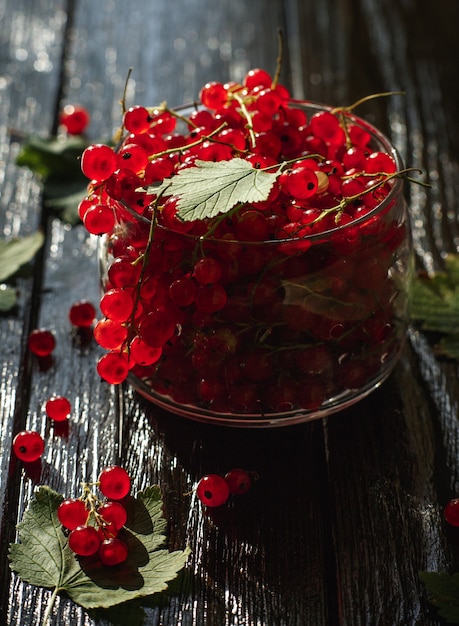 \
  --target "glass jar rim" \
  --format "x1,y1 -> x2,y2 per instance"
123,100 -> 405,247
